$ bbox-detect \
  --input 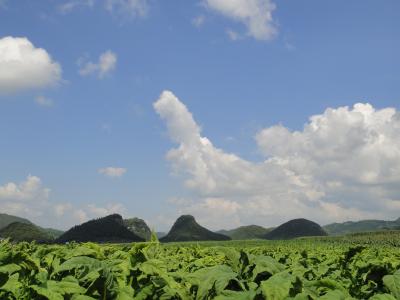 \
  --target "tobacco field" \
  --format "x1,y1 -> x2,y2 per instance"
1,233 -> 400,299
